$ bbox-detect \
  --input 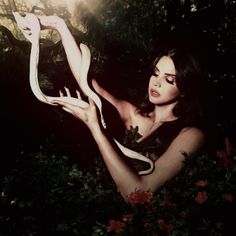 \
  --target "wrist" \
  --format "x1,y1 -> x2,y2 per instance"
57,21 -> 70,36
89,123 -> 103,139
